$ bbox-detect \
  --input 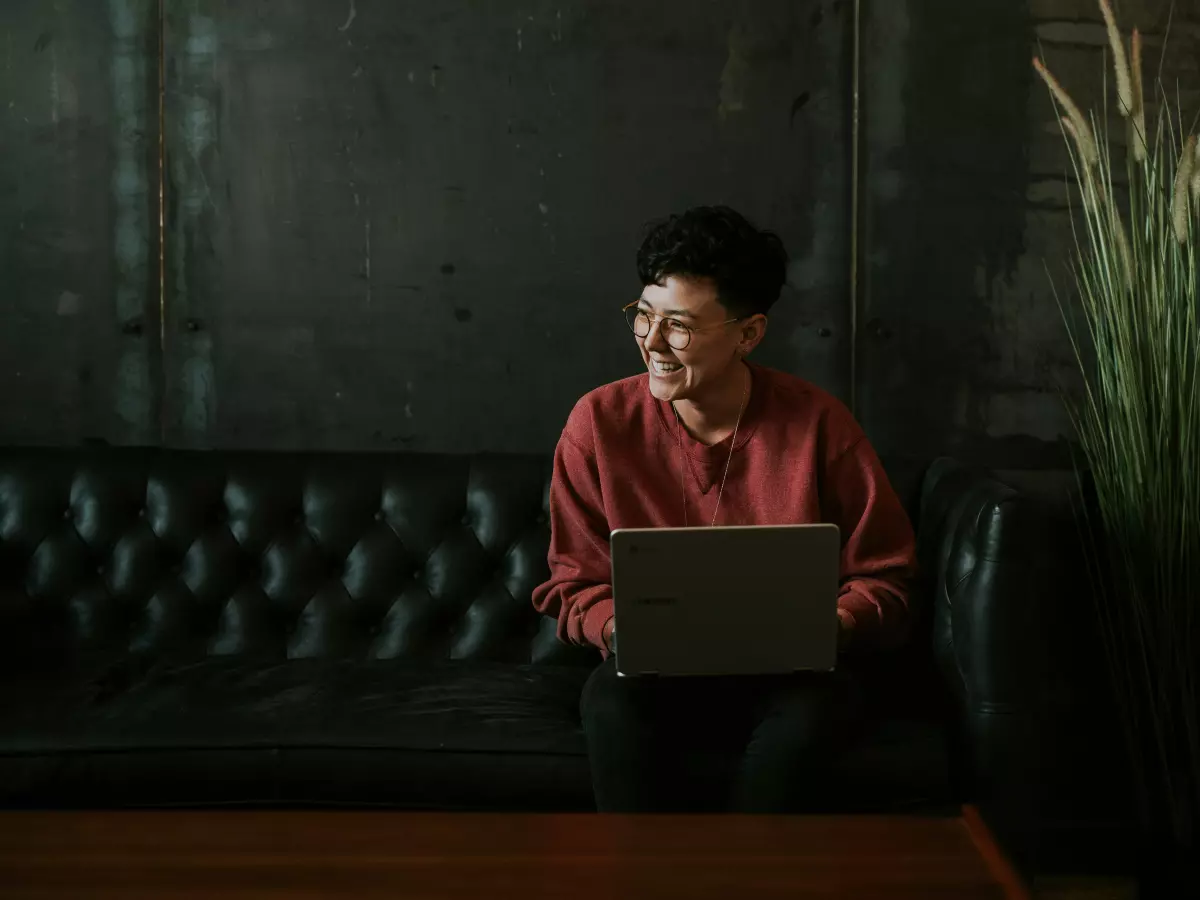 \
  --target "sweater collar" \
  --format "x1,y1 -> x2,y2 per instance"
653,363 -> 766,467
